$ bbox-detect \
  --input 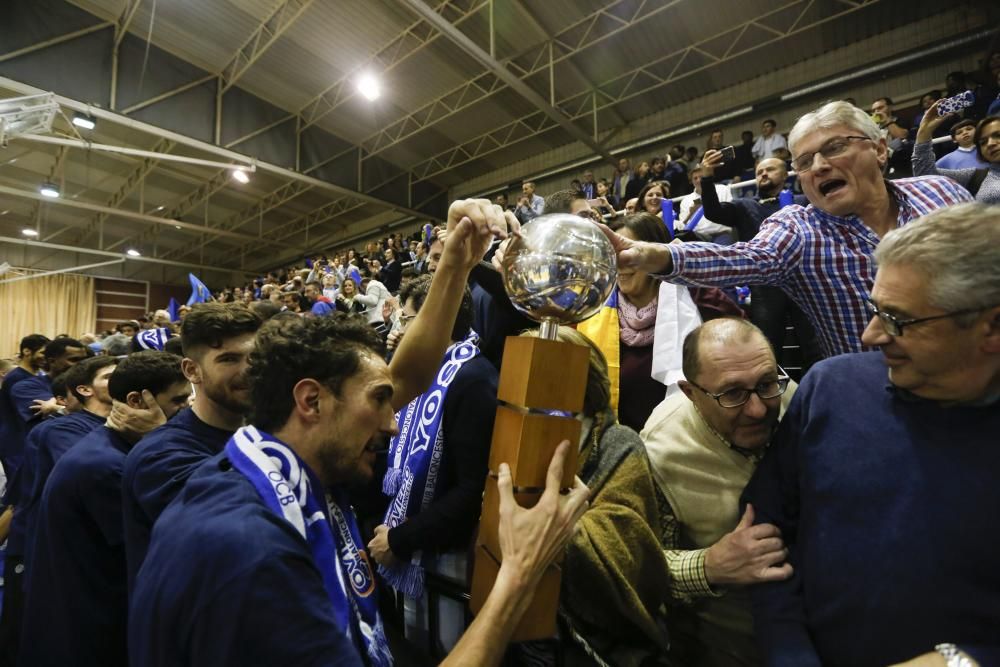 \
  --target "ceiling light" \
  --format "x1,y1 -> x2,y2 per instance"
126,248 -> 141,257
174,225 -> 182,229
357,74 -> 381,101
39,182 -> 60,198
231,169 -> 250,184
72,113 -> 96,130
22,228 -> 38,237
155,205 -> 165,212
